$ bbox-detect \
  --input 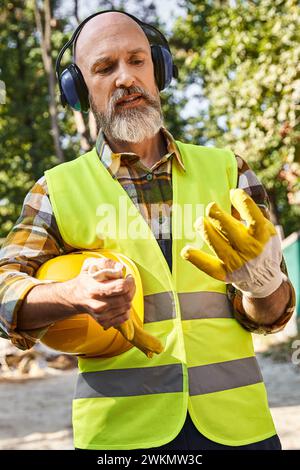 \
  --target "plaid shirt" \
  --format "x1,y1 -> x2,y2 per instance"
0,128 -> 295,349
